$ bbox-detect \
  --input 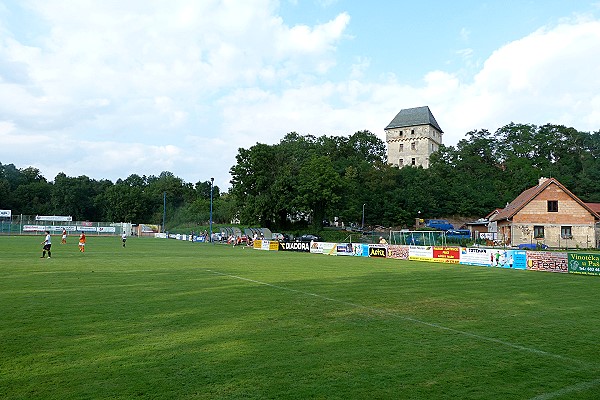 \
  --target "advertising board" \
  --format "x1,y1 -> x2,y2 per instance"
568,252 -> 600,275
280,242 -> 310,252
310,241 -> 324,254
387,245 -> 409,260
336,243 -> 354,256
36,215 -> 72,222
321,242 -> 337,255
527,251 -> 568,273
409,246 -> 434,262
368,244 -> 387,258
352,243 -> 369,257
432,246 -> 460,263
460,247 -> 492,266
